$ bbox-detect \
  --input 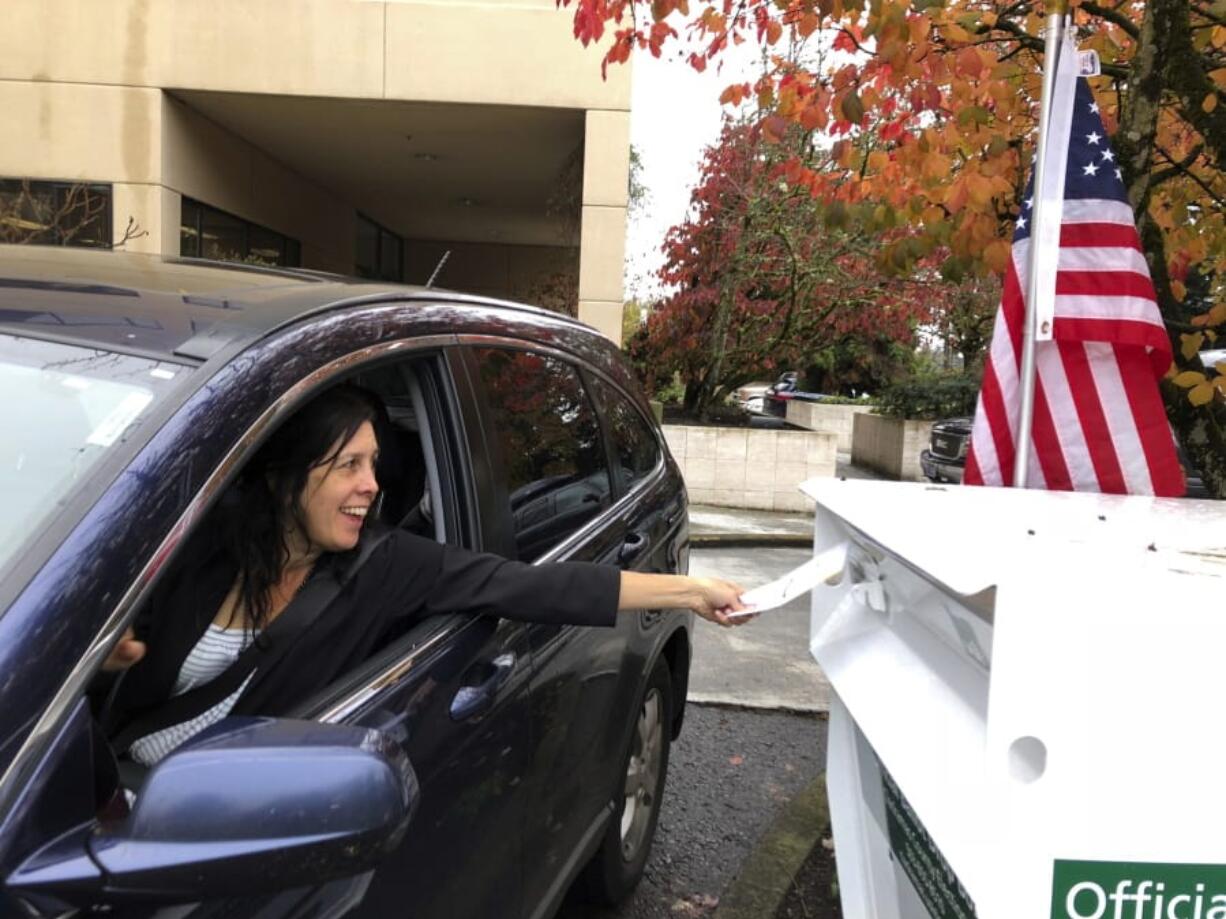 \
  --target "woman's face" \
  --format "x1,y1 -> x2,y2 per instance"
296,420 -> 379,554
